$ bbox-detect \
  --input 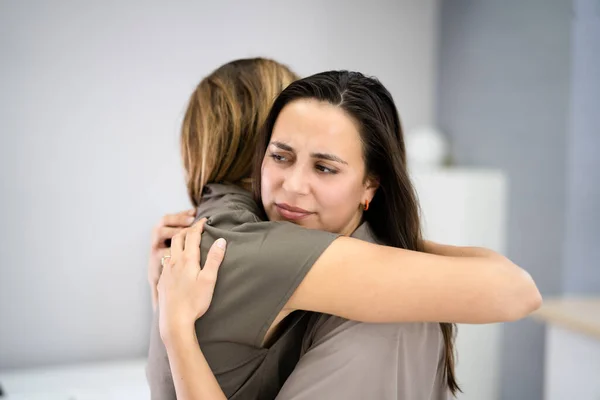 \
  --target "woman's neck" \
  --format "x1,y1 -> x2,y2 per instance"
339,211 -> 364,237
